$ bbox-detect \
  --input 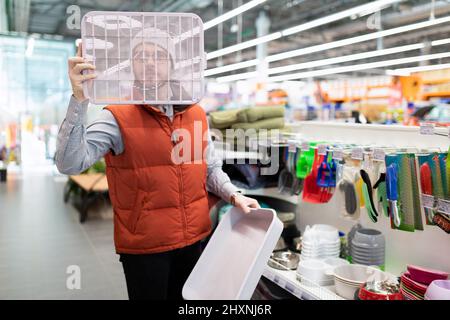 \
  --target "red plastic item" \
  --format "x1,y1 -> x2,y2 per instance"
407,265 -> 449,285
419,163 -> 433,195
302,151 -> 333,204
401,271 -> 428,295
358,284 -> 403,300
